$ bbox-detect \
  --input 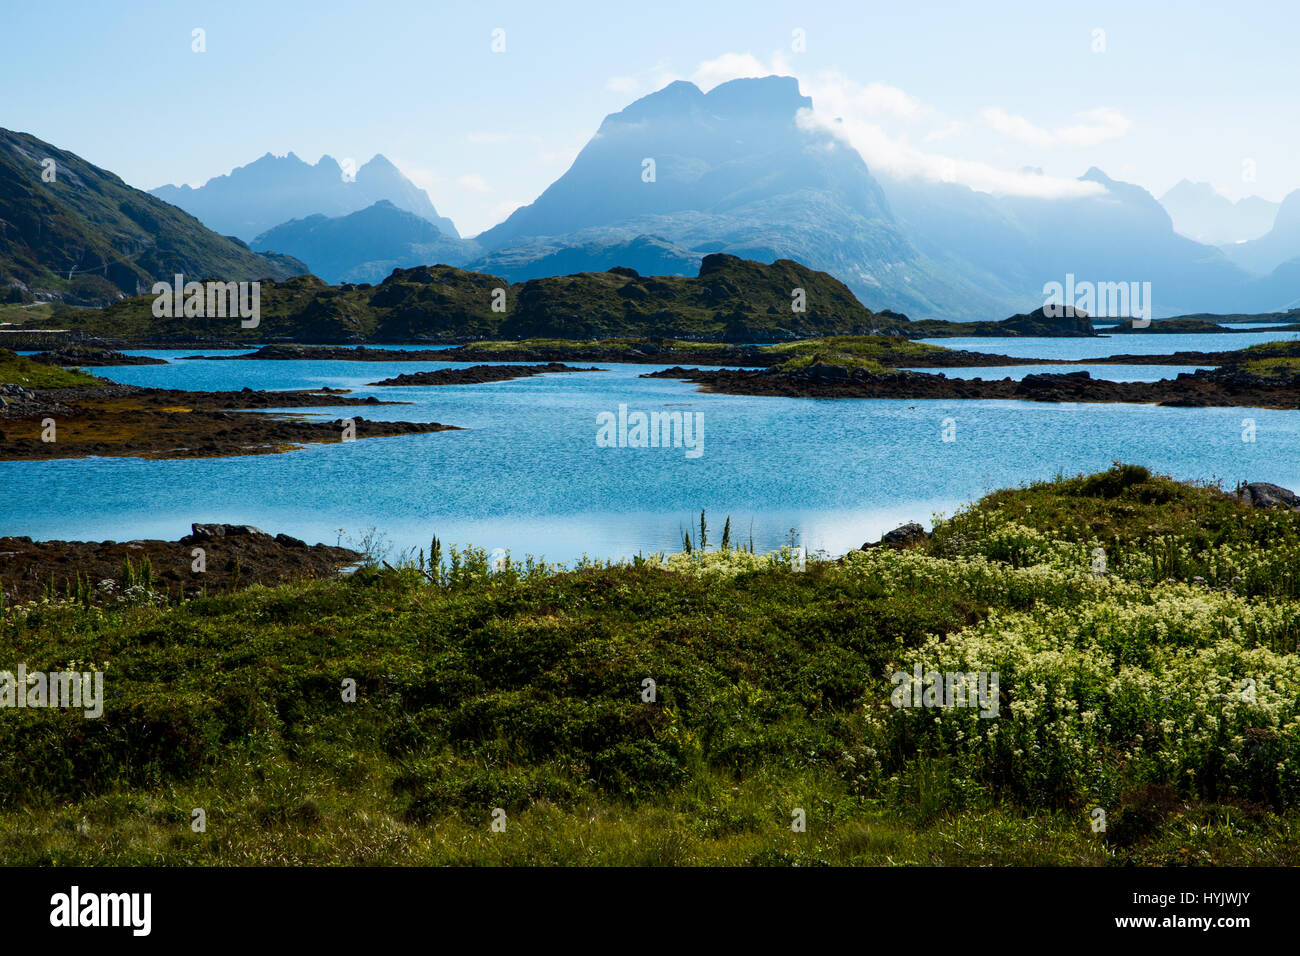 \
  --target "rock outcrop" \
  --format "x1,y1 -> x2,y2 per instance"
1235,482 -> 1300,510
